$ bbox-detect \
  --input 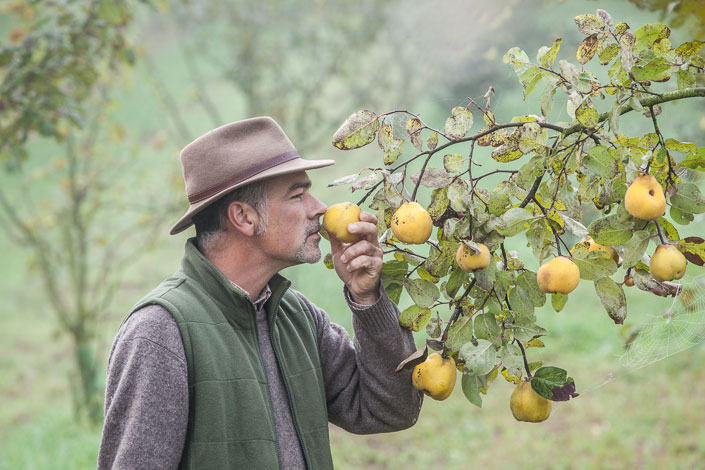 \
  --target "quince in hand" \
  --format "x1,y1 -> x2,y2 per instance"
322,202 -> 361,243
456,242 -> 491,272
510,380 -> 552,423
411,352 -> 456,401
391,202 -> 433,244
650,244 -> 687,282
624,174 -> 666,221
537,256 -> 580,294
